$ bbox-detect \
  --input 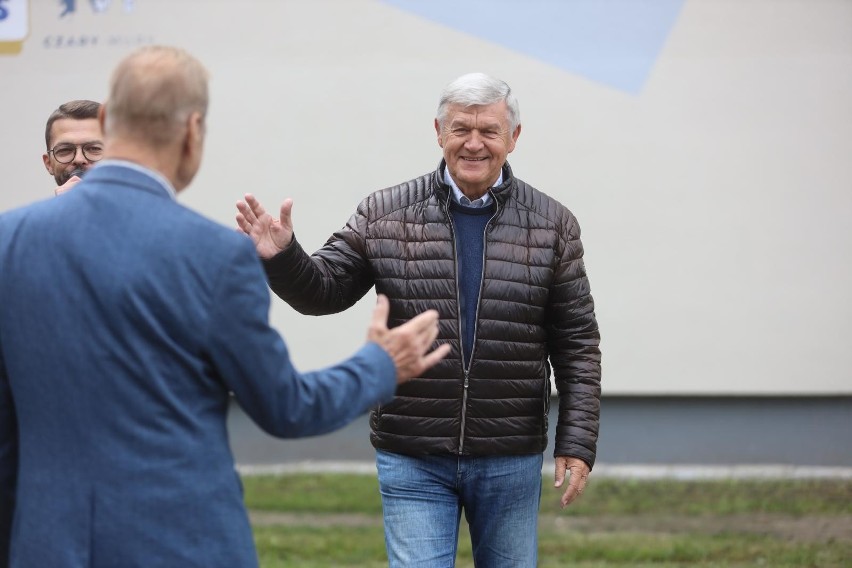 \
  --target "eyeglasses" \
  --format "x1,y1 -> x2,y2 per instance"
48,142 -> 104,164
